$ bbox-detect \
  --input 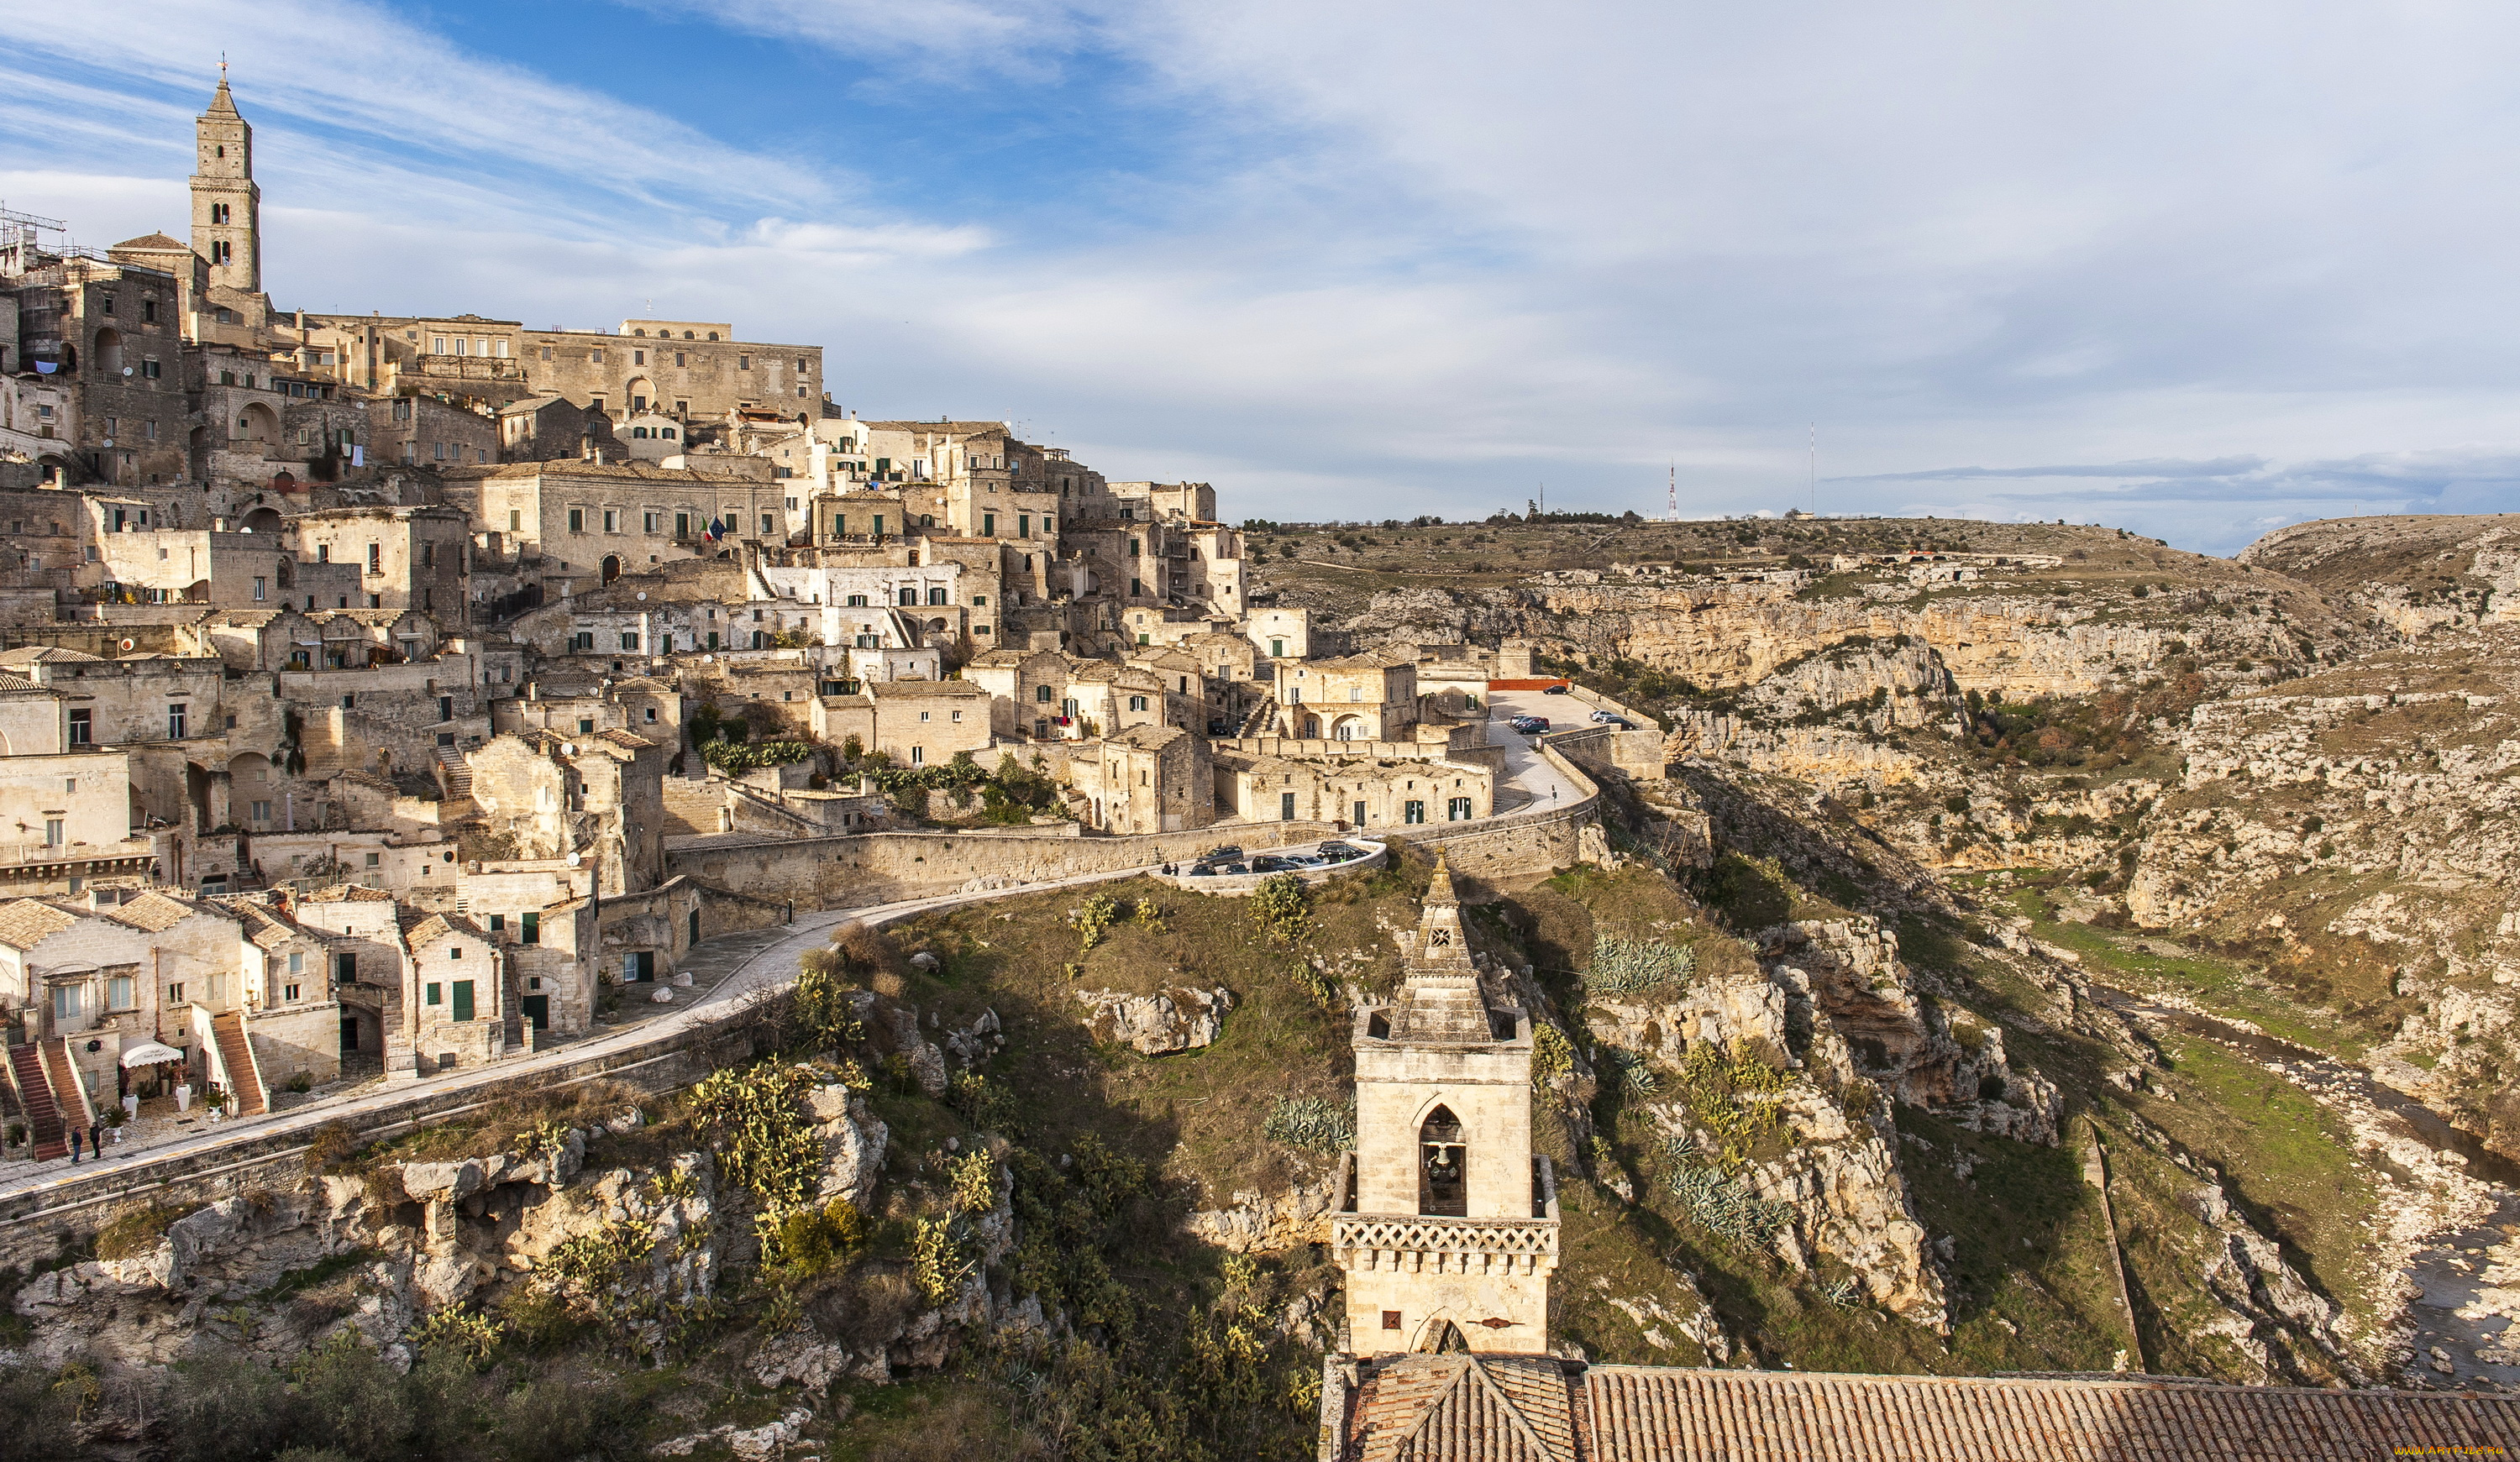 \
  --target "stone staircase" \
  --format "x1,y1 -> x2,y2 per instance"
210,1012 -> 269,1116
435,746 -> 475,806
7,1042 -> 66,1160
39,1036 -> 92,1135
1238,694 -> 1278,737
